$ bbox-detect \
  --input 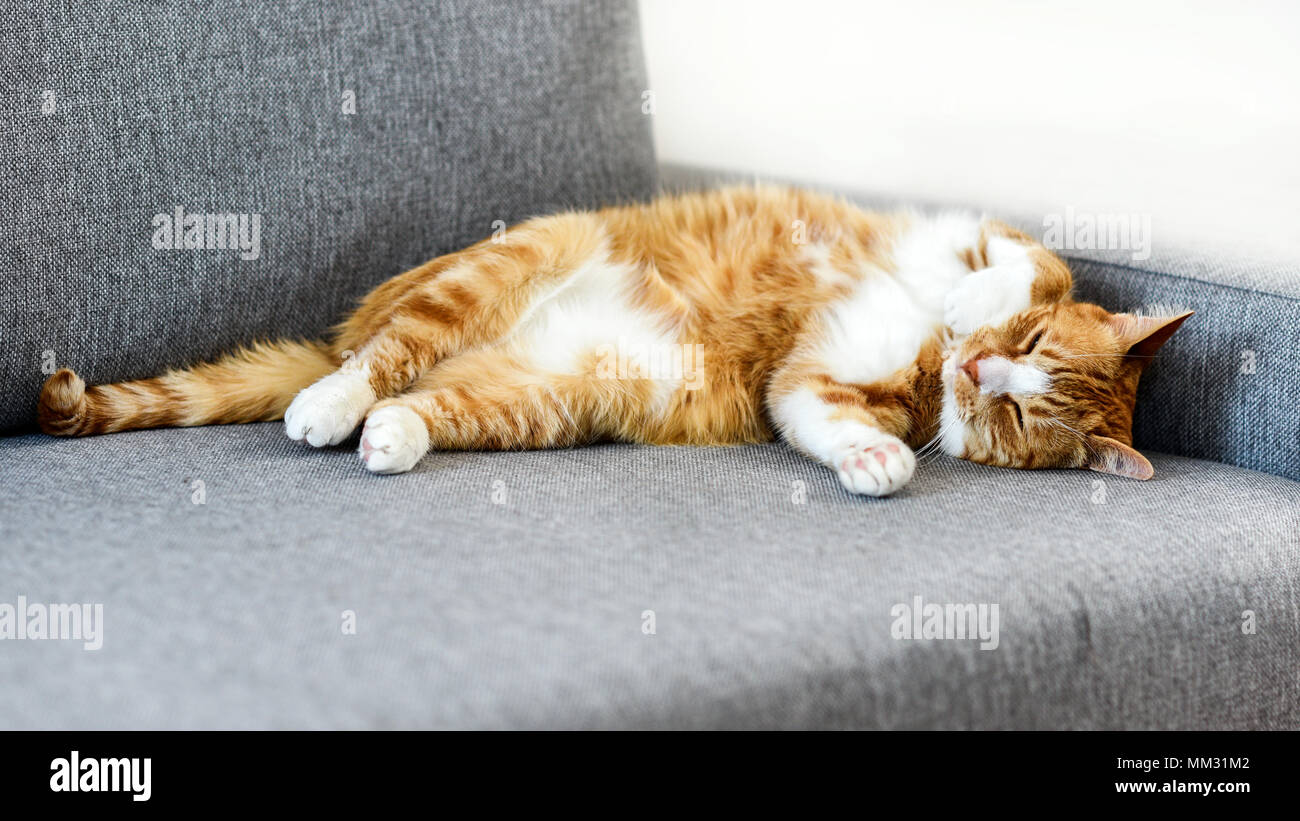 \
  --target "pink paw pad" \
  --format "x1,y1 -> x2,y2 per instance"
359,435 -> 388,462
